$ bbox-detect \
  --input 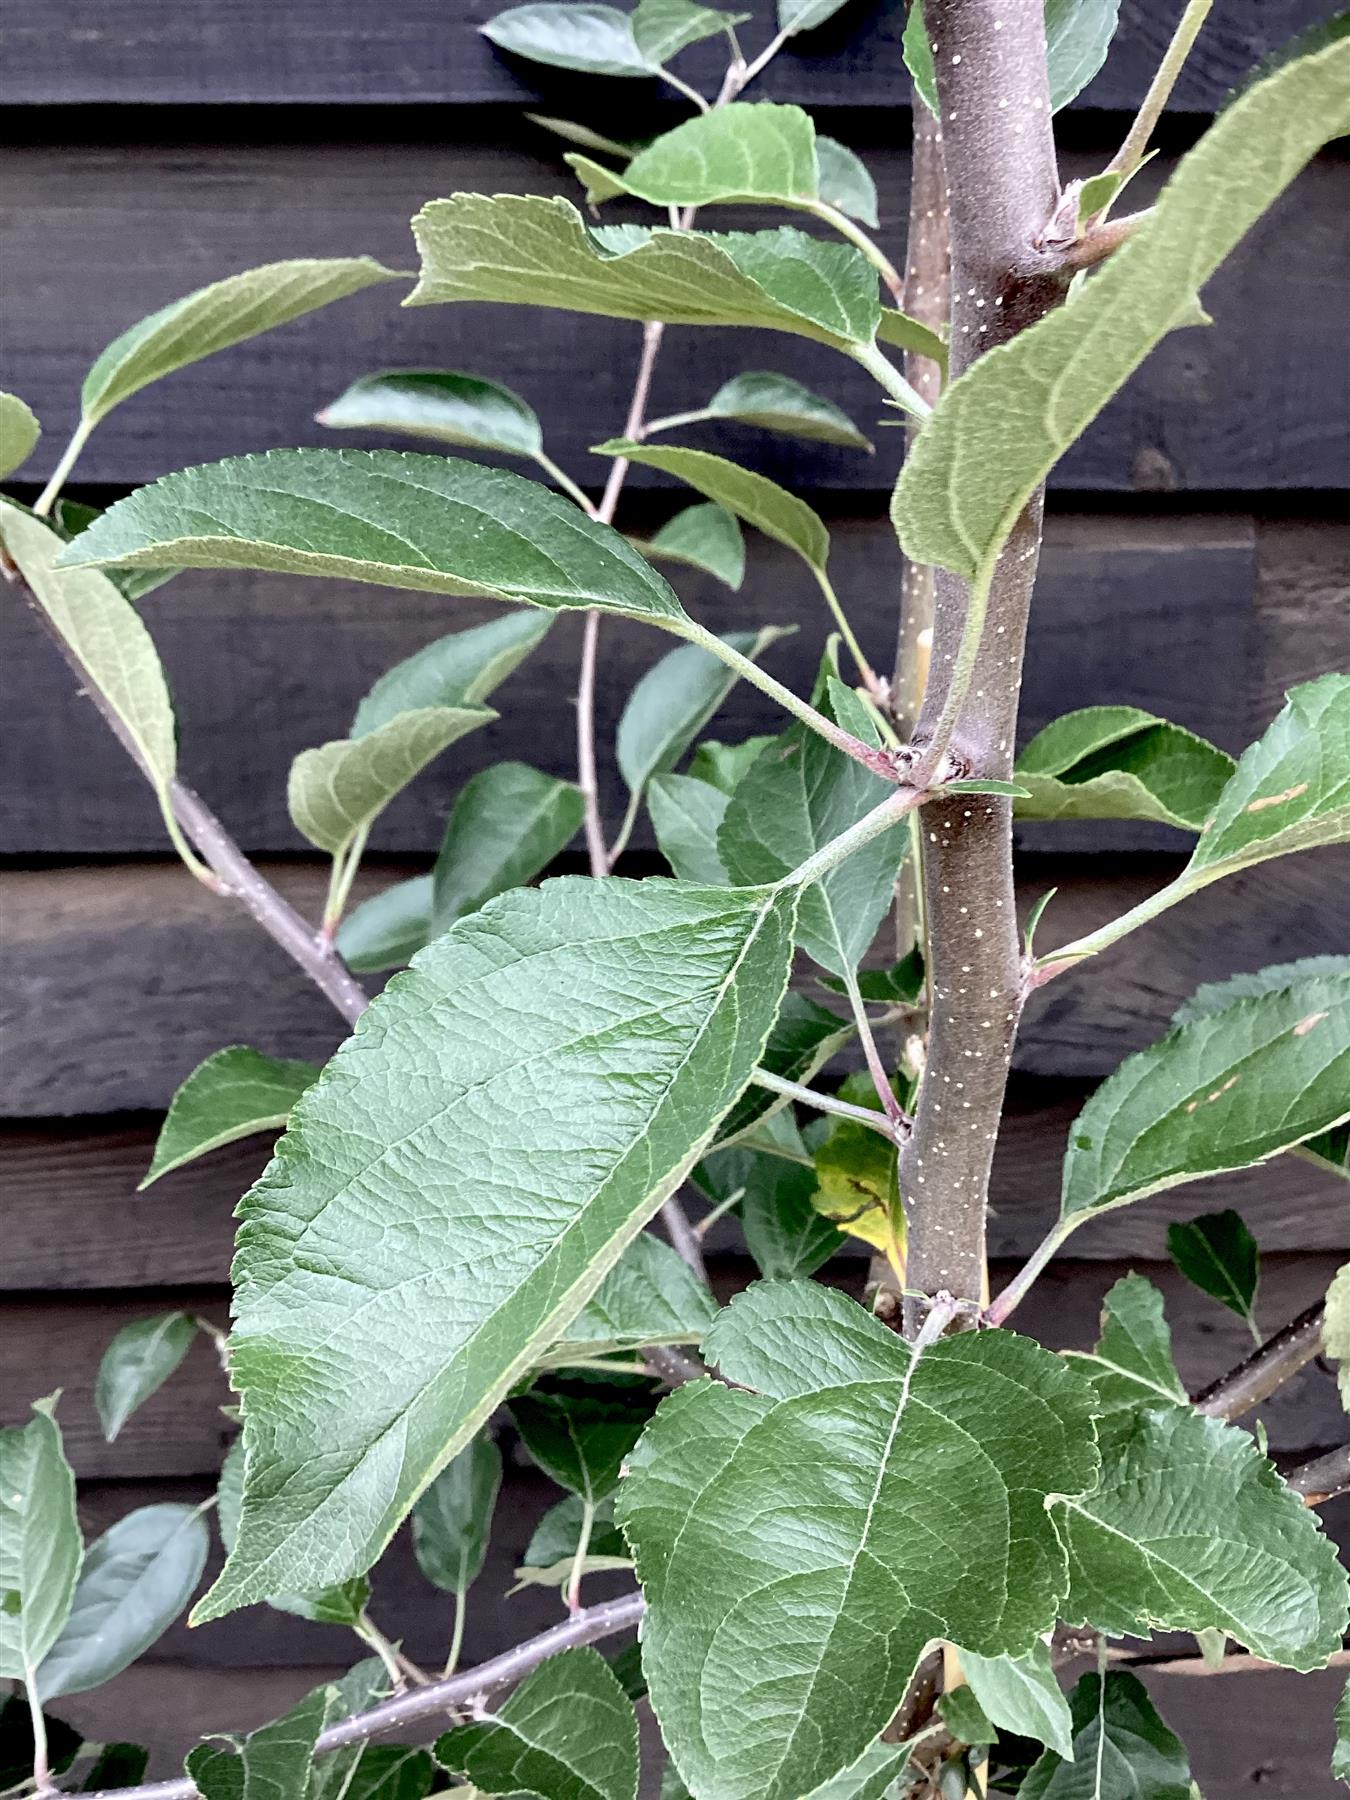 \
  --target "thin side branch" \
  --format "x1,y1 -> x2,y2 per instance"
1194,1303 -> 1326,1422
